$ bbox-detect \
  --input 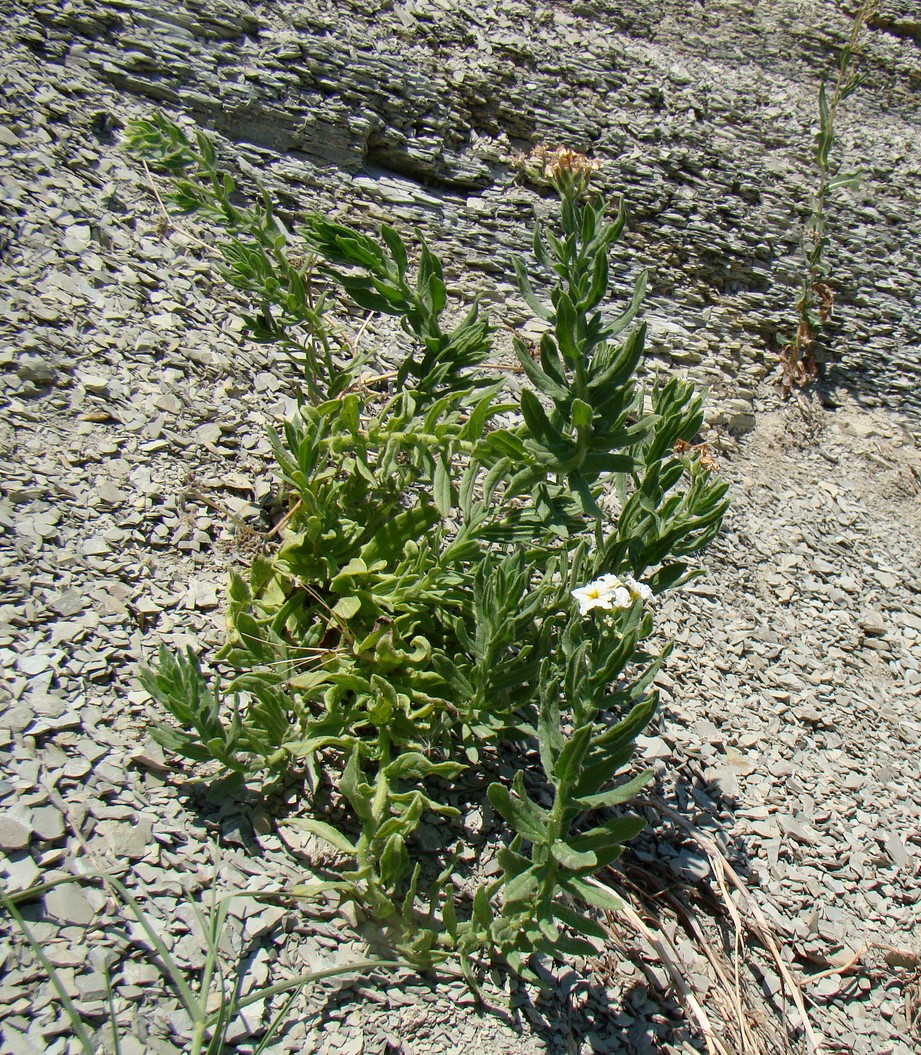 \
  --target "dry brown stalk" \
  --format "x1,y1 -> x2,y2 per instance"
620,860 -> 763,1050
614,899 -> 735,1055
636,796 -> 822,1054
615,857 -> 784,1055
142,158 -> 218,255
803,941 -> 921,985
